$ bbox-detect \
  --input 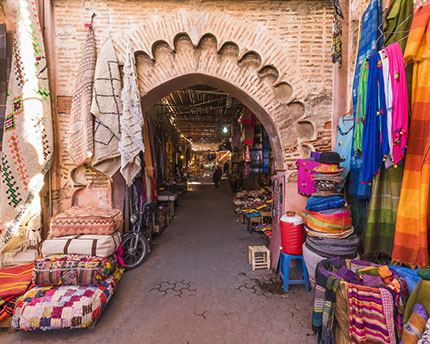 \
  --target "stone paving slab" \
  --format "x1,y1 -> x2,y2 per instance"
0,182 -> 316,343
